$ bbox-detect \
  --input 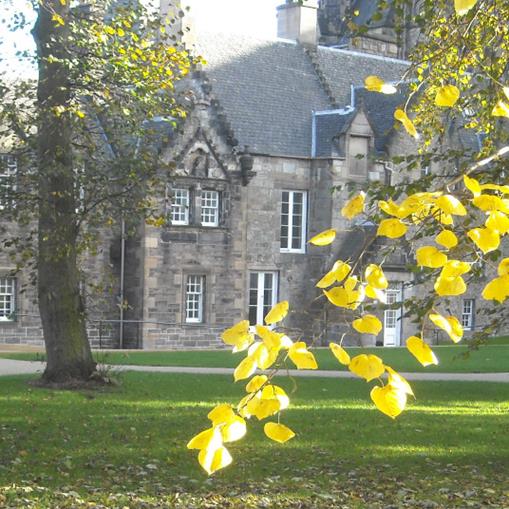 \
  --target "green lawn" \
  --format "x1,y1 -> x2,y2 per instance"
0,372 -> 508,508
2,341 -> 509,372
